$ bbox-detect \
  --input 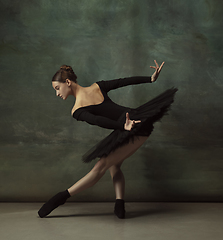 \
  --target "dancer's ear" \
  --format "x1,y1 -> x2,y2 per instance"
66,78 -> 72,86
